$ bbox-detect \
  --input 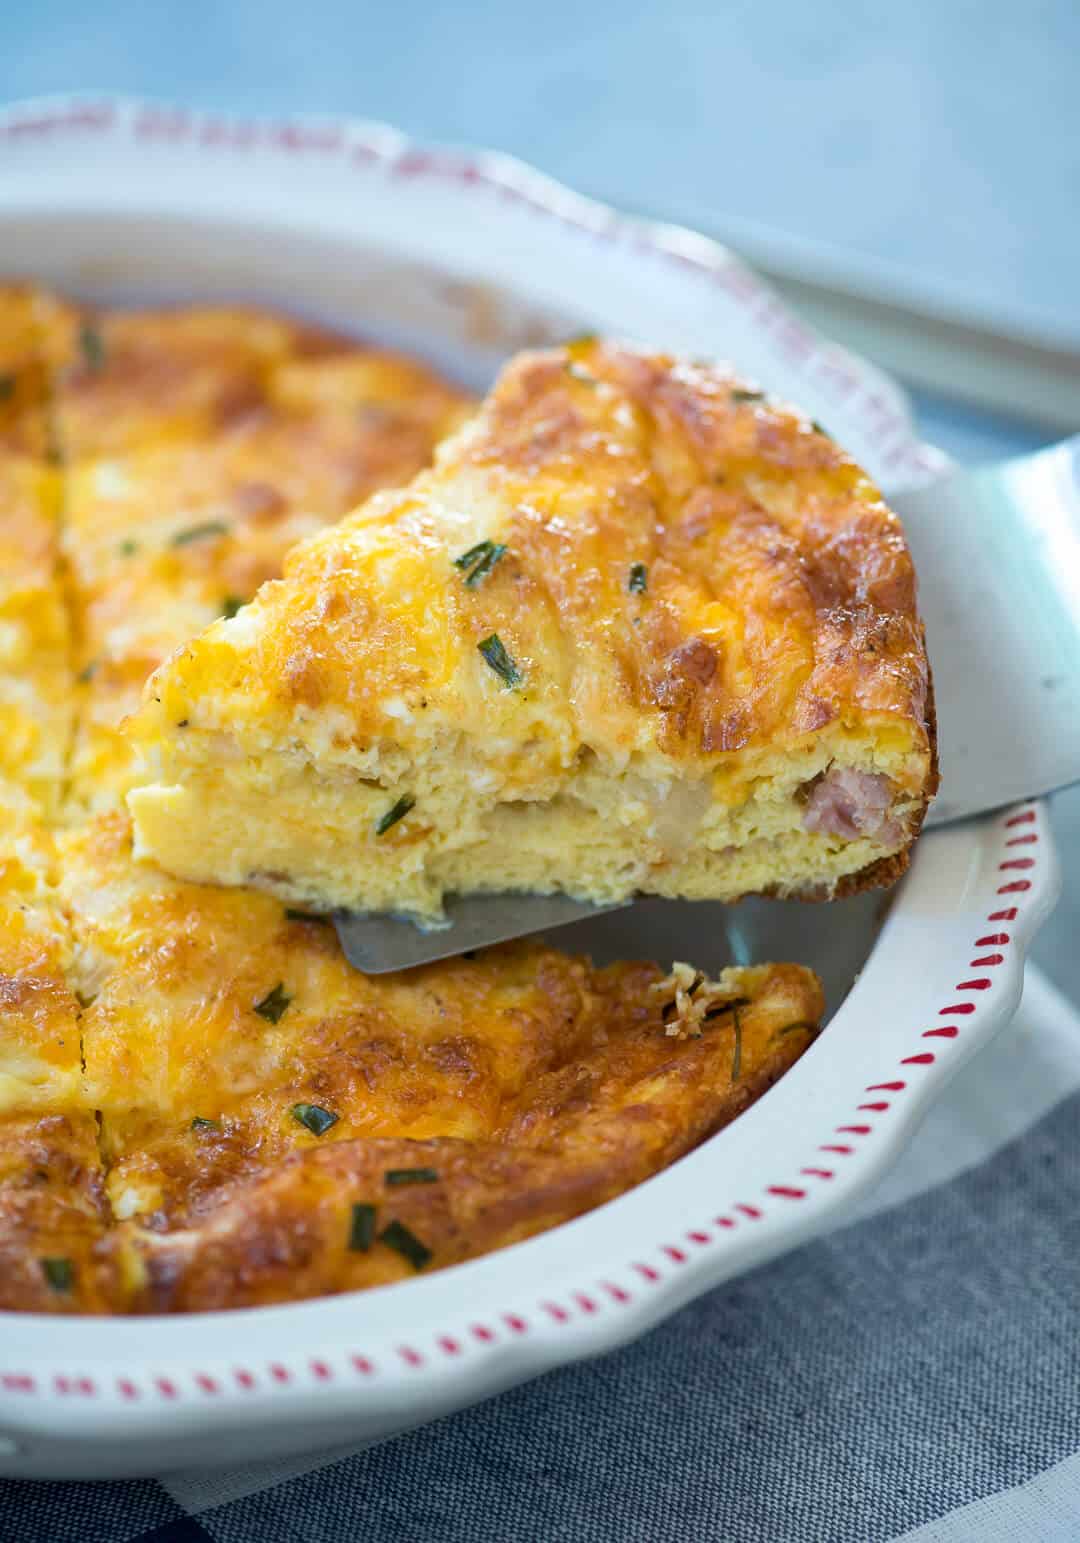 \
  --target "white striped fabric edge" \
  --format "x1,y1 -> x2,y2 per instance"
893,1444 -> 1080,1543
